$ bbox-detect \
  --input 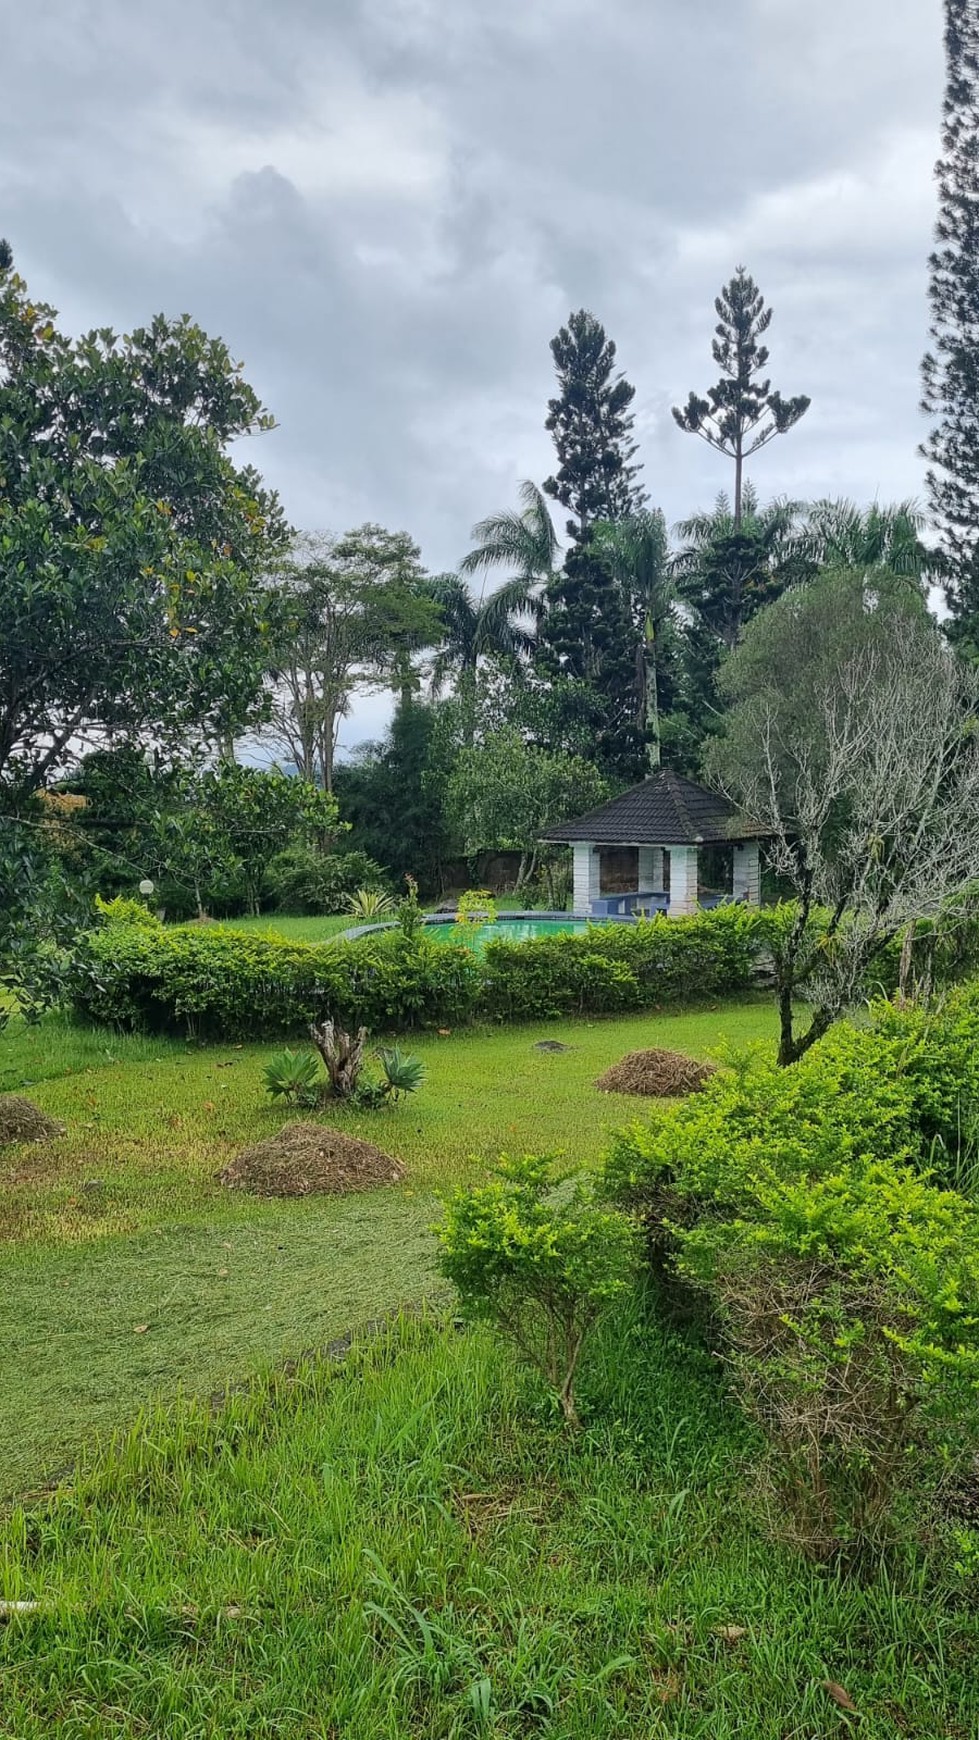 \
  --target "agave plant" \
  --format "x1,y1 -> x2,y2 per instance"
377,1046 -> 427,1102
345,888 -> 396,921
263,1048 -> 322,1107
